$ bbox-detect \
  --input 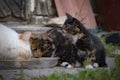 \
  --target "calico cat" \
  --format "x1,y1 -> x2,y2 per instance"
63,13 -> 107,68
30,35 -> 55,58
45,28 -> 86,68
0,24 -> 32,66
